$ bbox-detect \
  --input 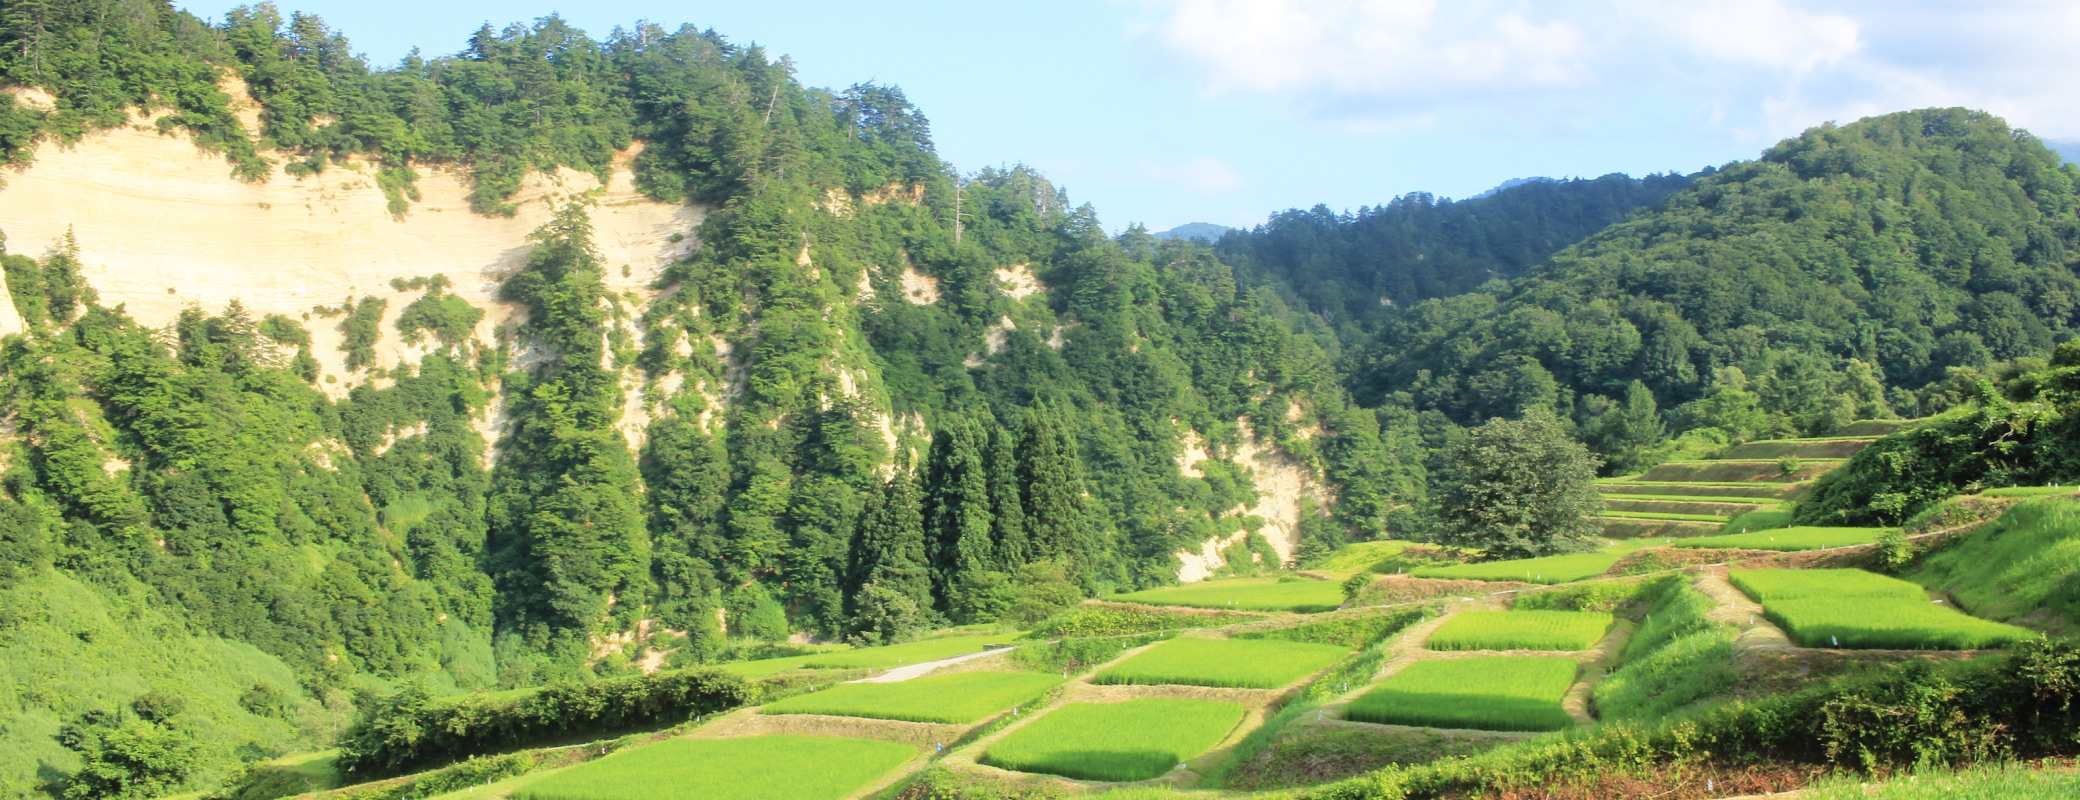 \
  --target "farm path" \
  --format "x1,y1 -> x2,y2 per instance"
1561,619 -> 1637,727
1695,566 -> 1795,653
853,647 -> 1009,683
